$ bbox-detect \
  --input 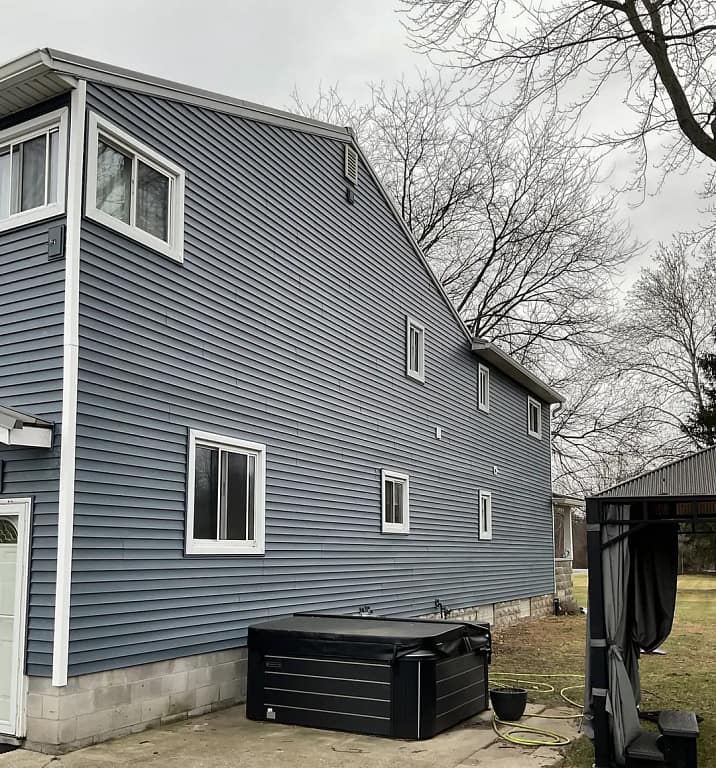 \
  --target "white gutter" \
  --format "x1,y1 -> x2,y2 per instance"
52,79 -> 86,687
